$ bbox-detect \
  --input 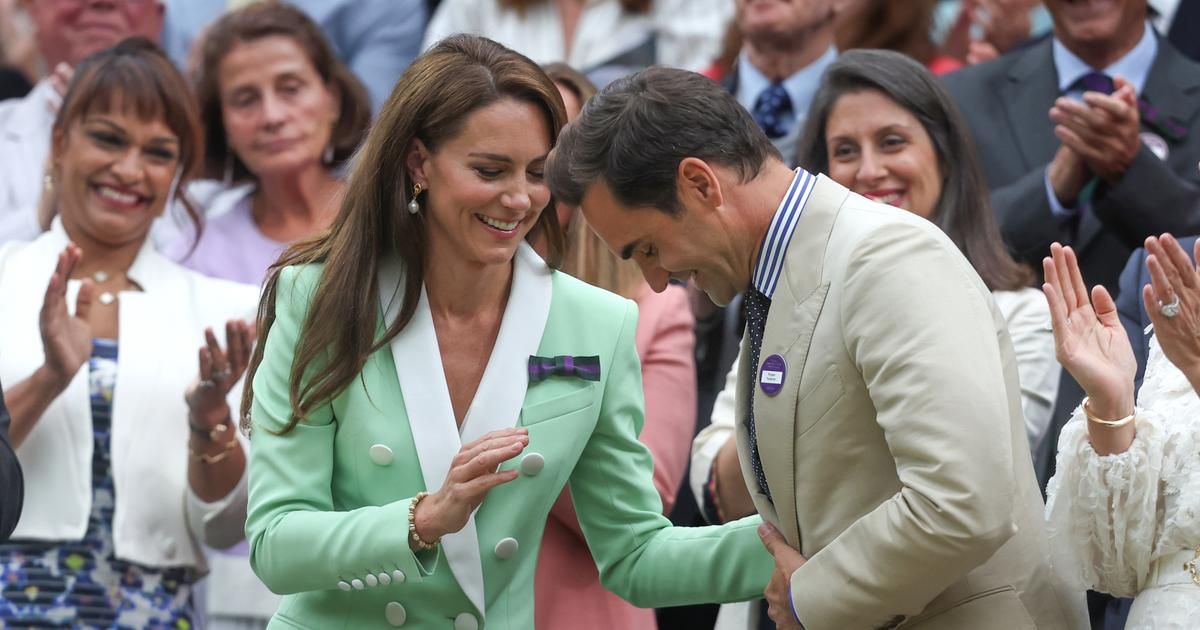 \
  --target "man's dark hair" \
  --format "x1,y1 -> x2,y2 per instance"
547,66 -> 780,215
